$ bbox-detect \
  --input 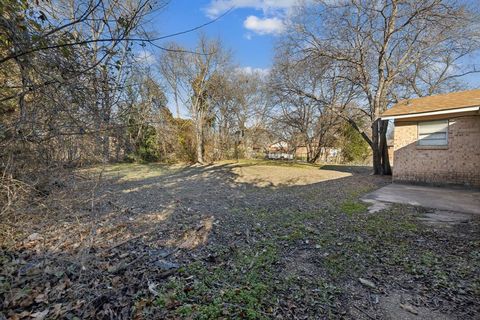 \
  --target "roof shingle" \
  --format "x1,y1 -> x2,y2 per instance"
382,89 -> 480,117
